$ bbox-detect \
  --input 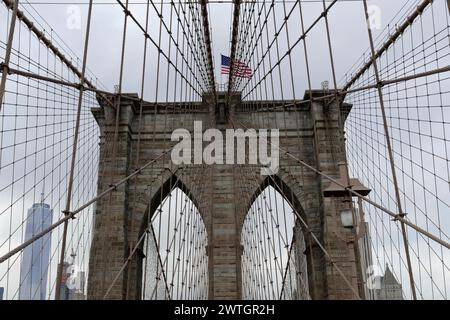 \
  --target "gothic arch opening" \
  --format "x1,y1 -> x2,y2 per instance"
241,179 -> 310,300
138,178 -> 208,300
